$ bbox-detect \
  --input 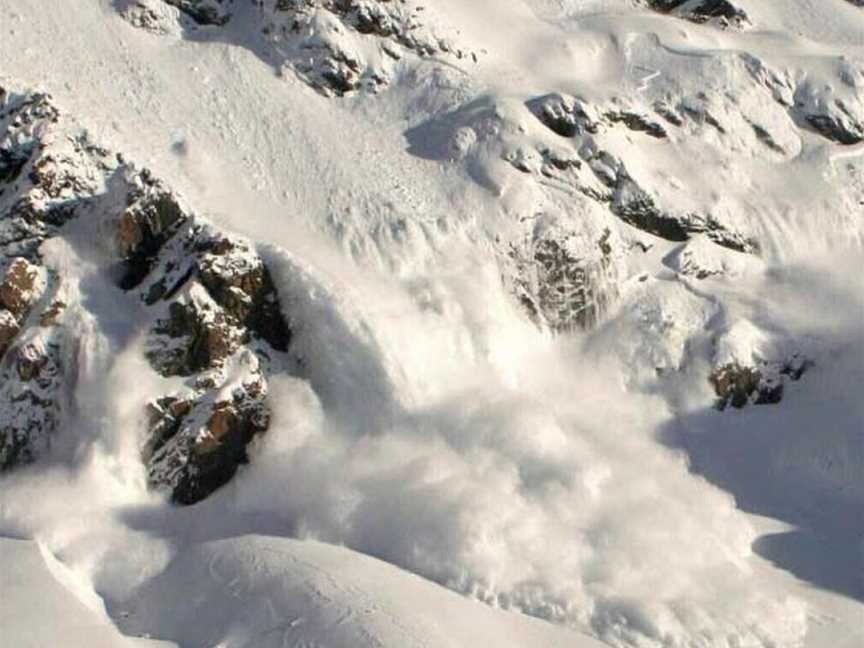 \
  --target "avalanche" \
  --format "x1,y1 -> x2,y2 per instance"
0,1 -> 862,648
